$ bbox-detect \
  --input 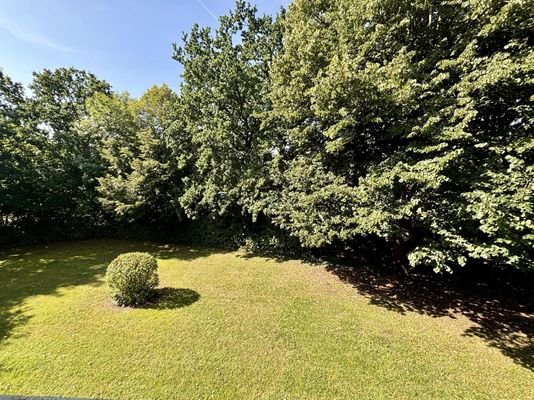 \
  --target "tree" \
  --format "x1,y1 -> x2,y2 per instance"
172,0 -> 285,219
264,0 -> 534,272
1,68 -> 112,233
1,70 -> 32,225
29,68 -> 112,225
0,70 -> 64,227
91,86 -> 184,223
30,67 -> 111,139
2,0 -> 532,274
